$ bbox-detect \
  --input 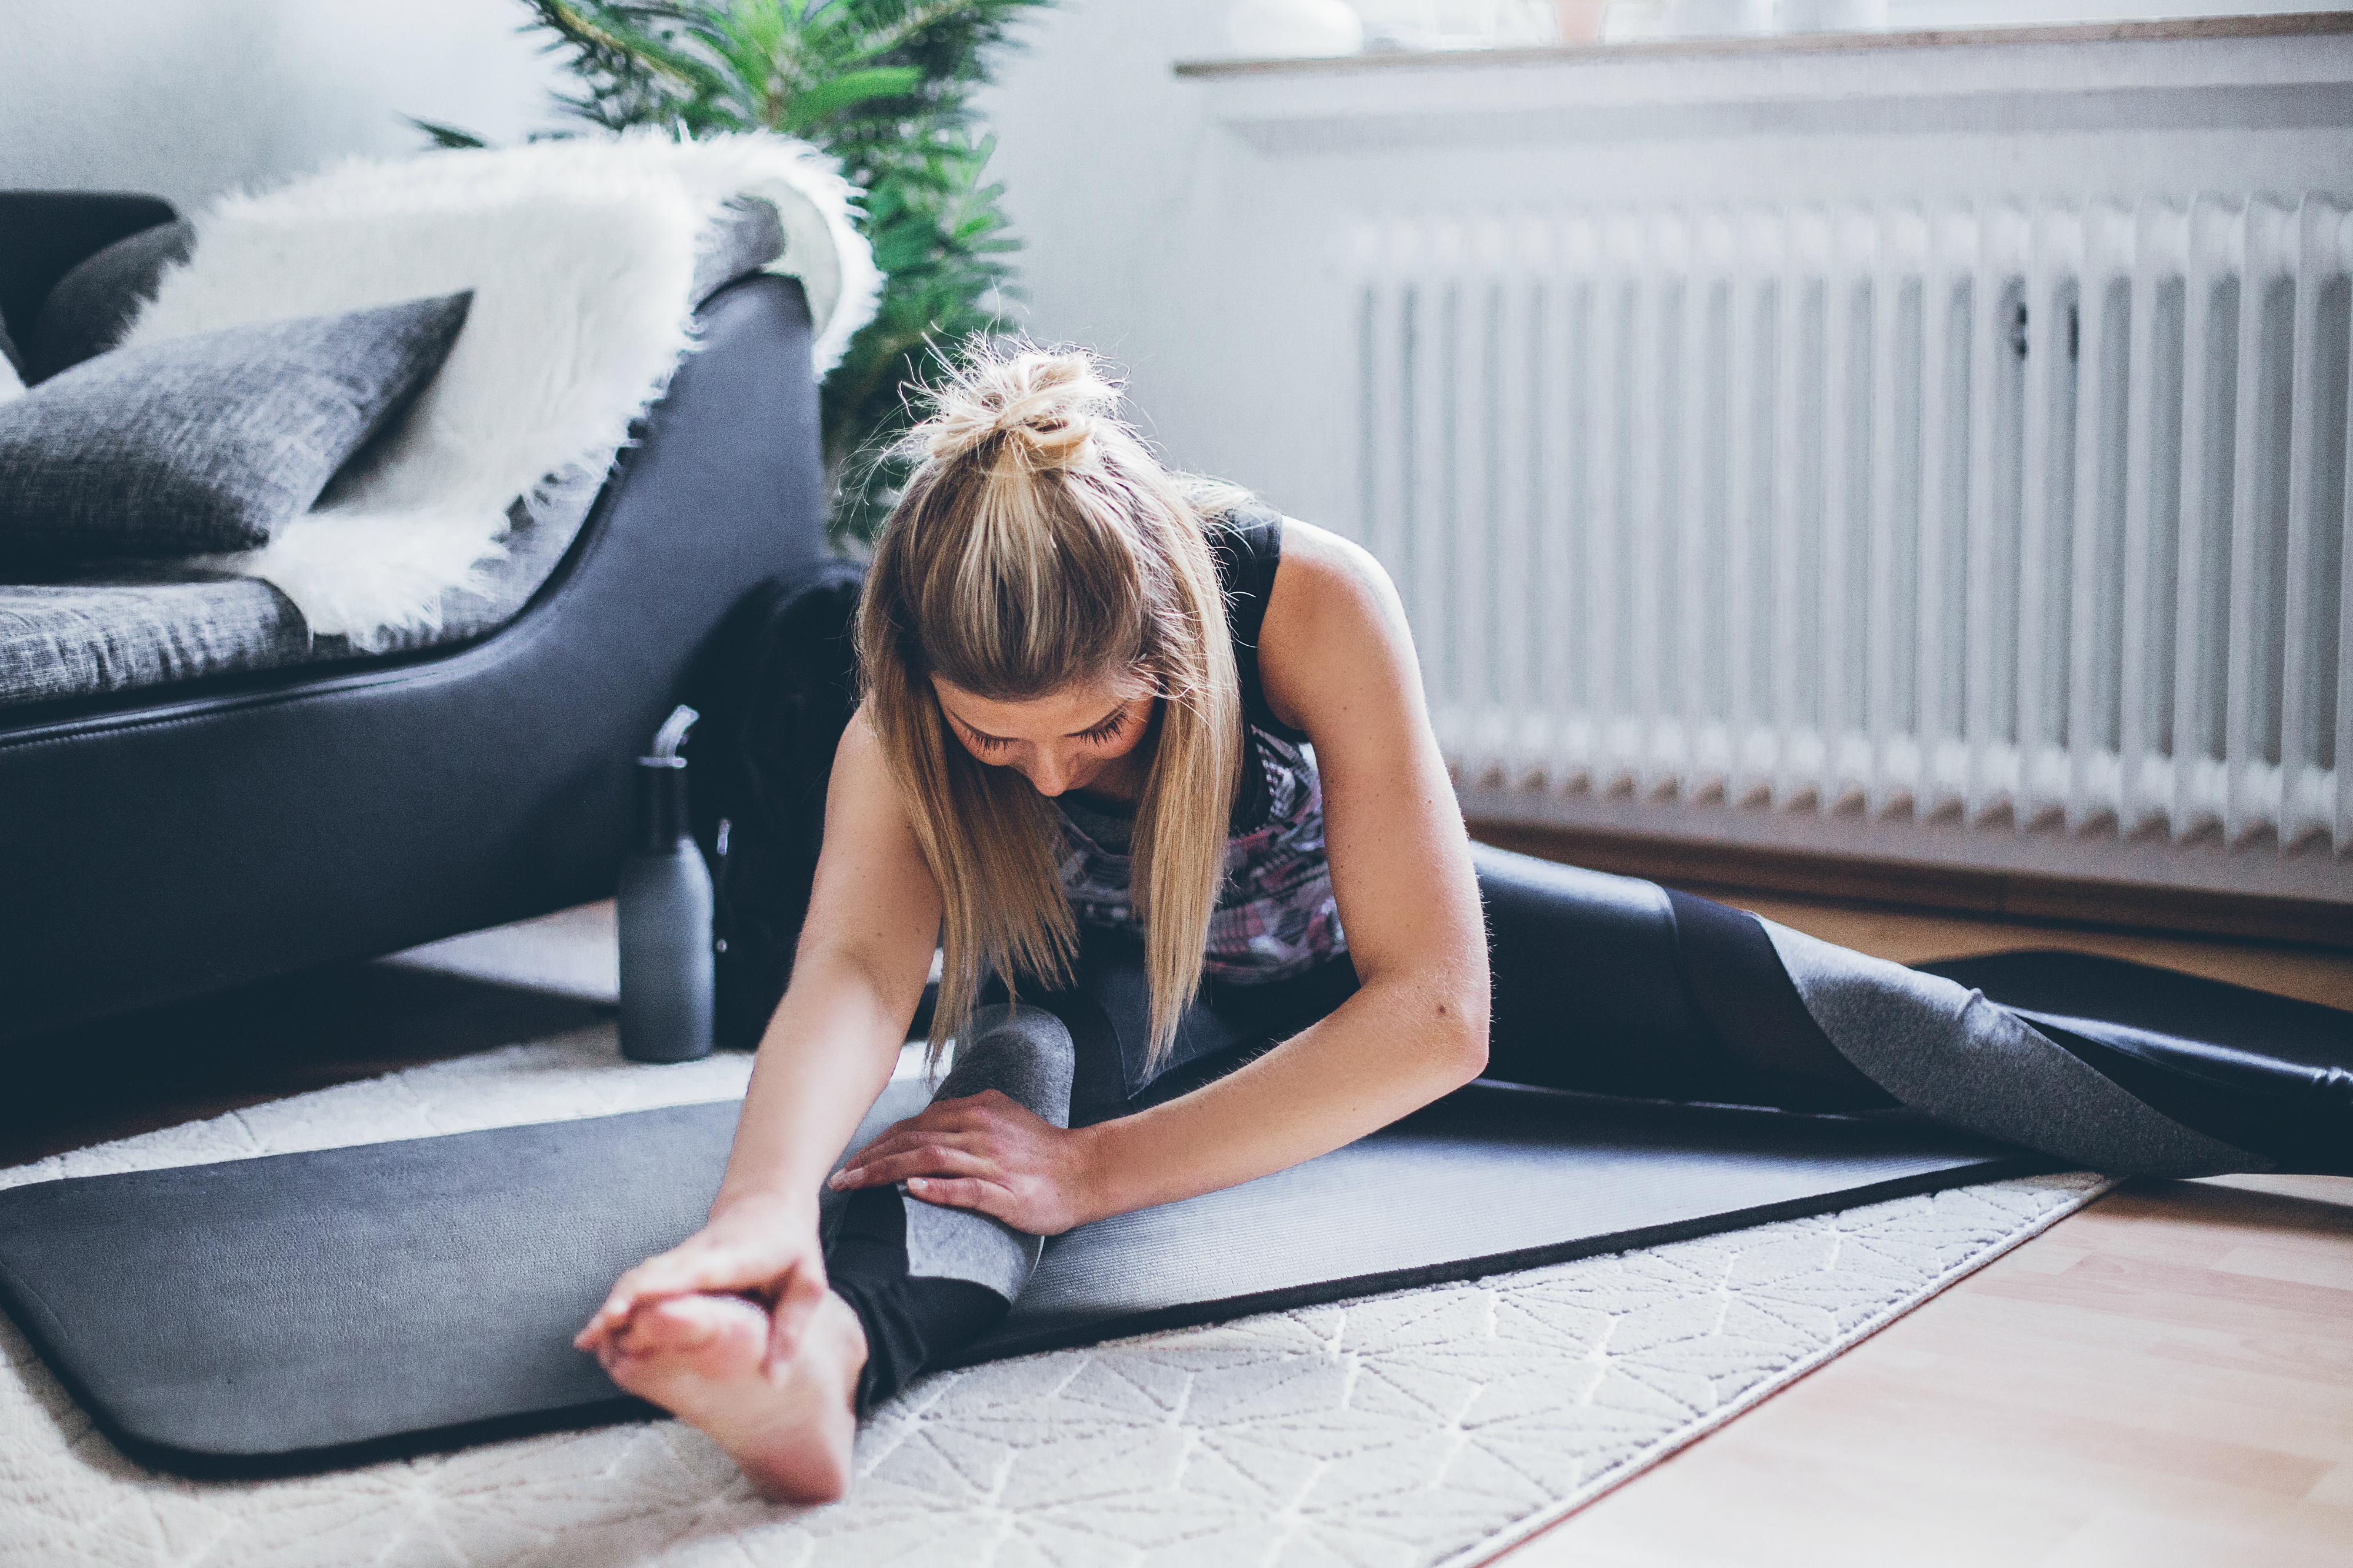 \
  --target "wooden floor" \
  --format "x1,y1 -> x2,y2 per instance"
8,894 -> 2349,1566
1502,897 -> 2353,1568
